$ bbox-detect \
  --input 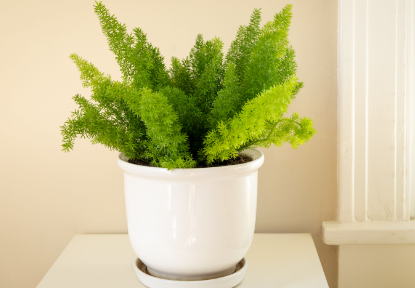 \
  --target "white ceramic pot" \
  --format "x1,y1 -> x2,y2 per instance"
117,149 -> 264,281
